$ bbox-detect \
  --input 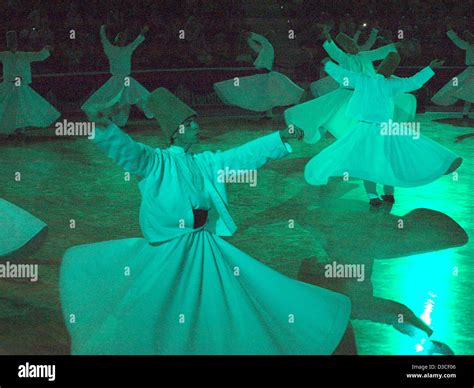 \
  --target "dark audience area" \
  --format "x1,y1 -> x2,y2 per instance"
0,0 -> 472,110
